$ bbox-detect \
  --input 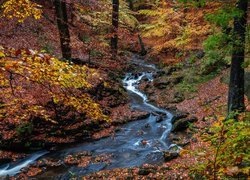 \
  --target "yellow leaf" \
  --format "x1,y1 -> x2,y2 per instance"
179,149 -> 189,156
218,116 -> 225,121
213,122 -> 221,127
0,51 -> 5,58
103,82 -> 109,87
